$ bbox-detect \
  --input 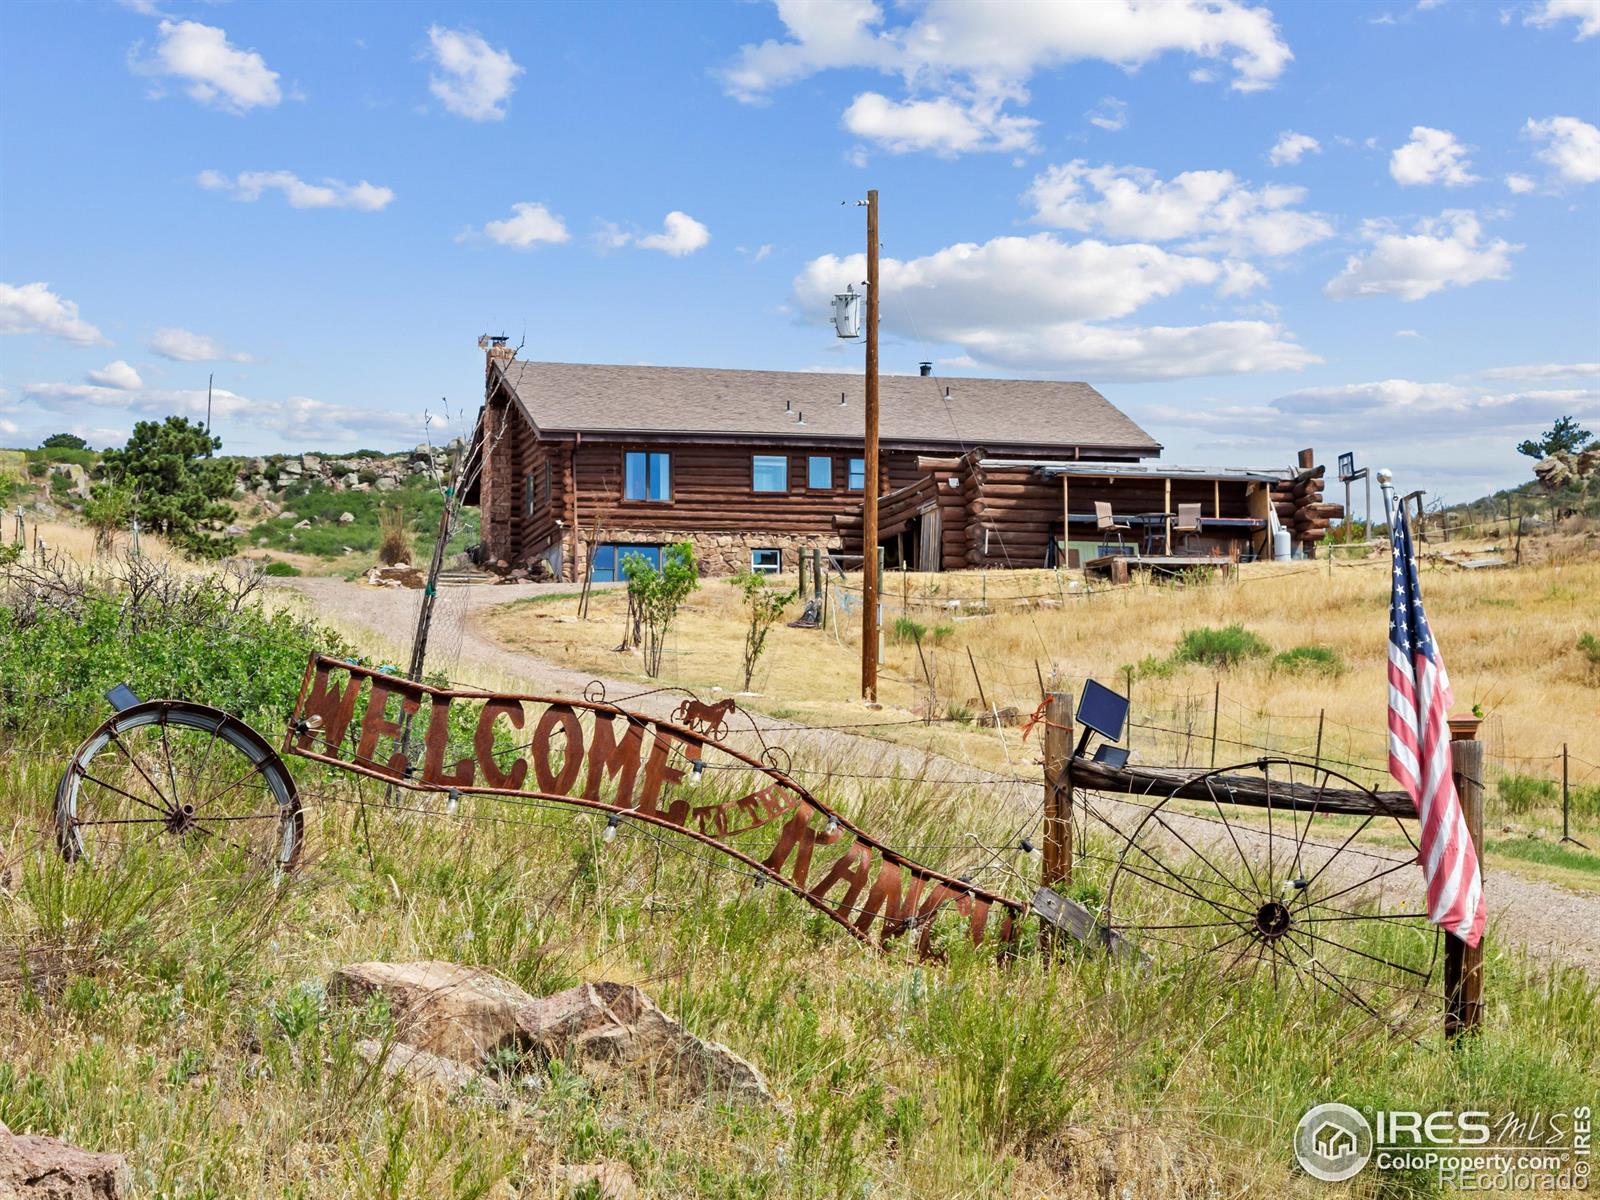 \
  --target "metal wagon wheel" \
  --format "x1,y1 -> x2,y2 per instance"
55,700 -> 303,873
1104,758 -> 1438,1026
